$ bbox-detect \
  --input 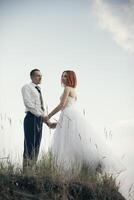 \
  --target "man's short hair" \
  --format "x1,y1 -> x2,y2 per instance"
30,69 -> 40,78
